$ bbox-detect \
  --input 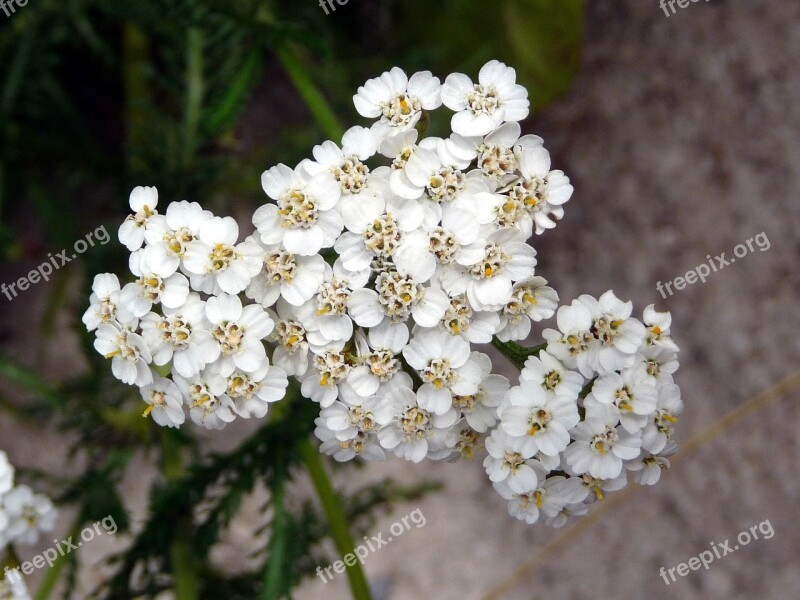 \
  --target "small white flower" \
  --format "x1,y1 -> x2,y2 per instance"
182,216 -> 263,295
82,273 -> 134,331
375,385 -> 457,463
0,451 -> 14,495
642,304 -> 679,351
346,332 -> 402,398
118,186 -> 159,251
632,345 -> 679,384
449,352 -> 508,433
542,302 -> 594,370
3,484 -> 58,545
140,293 -> 219,378
94,322 -> 153,386
500,380 -> 580,457
0,572 -> 31,600
565,404 -> 641,480
221,363 -> 288,419
175,370 -> 234,430
245,243 -> 326,308
483,429 -> 542,493
141,200 -> 213,277
577,291 -> 647,377
439,228 -> 536,311
585,369 -> 658,434
314,422 -> 385,462
354,68 -> 441,136
120,250 -> 190,317
628,441 -> 676,486
140,377 -> 186,428
641,382 -> 683,453
269,303 -> 311,377
206,293 -> 274,377
441,60 -> 529,136
496,277 -> 559,341
300,348 -> 352,407
254,165 -> 342,256
402,330 -> 478,414
299,126 -> 377,195
520,350 -> 583,399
